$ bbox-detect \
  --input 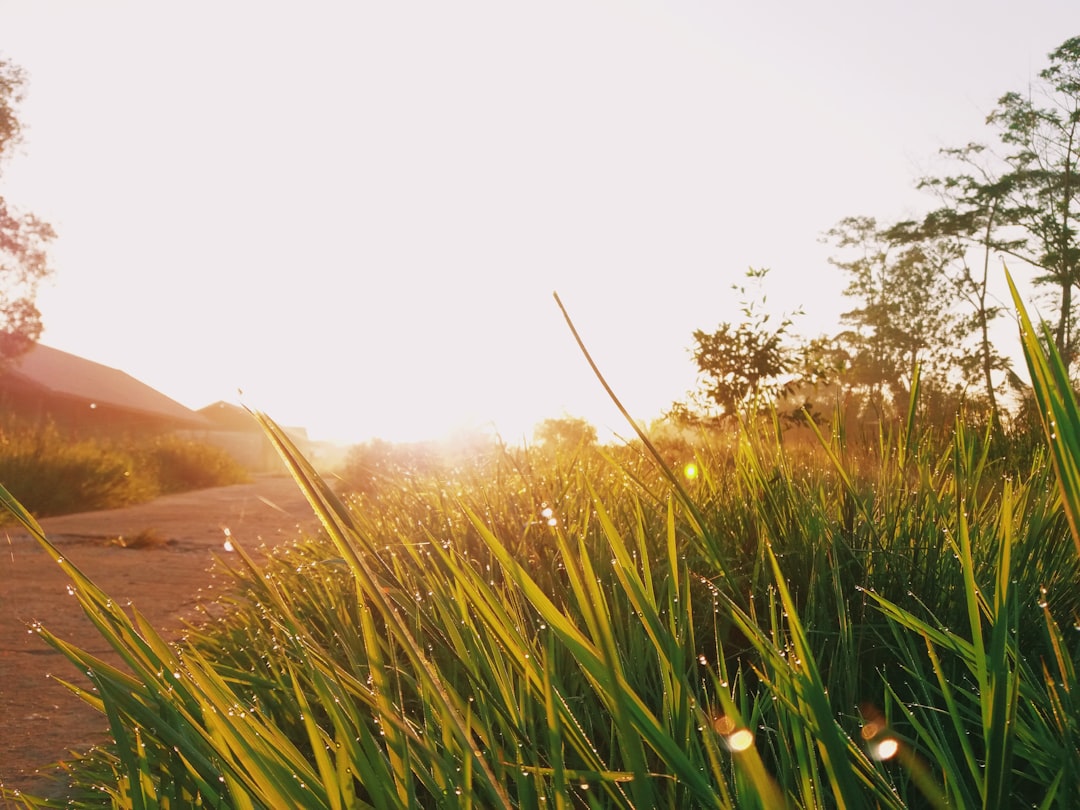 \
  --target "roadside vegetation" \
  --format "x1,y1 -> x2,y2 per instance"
0,420 -> 249,518
0,280 -> 1077,806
